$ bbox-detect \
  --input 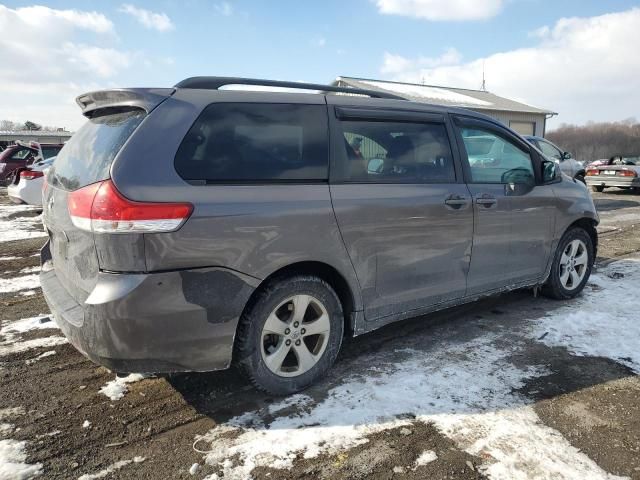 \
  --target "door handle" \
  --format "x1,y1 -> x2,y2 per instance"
444,195 -> 469,209
475,196 -> 497,207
